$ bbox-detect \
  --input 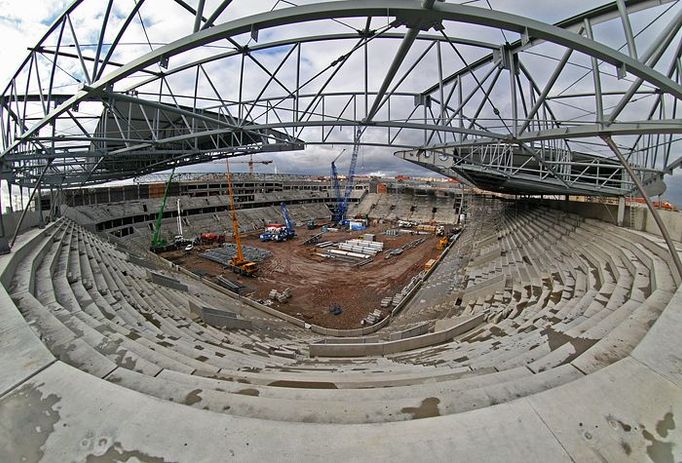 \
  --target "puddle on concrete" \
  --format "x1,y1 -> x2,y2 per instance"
642,428 -> 674,463
85,442 -> 168,463
0,381 -> 61,463
656,412 -> 675,438
184,389 -> 202,405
